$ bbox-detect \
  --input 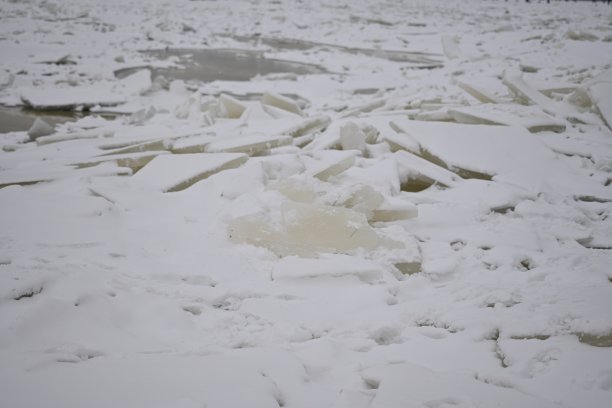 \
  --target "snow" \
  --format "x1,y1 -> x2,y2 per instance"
1,0 -> 612,407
